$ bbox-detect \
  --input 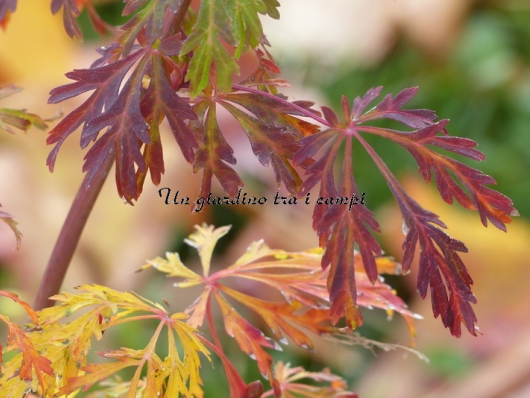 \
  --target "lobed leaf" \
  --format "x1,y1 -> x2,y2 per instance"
215,291 -> 276,379
51,0 -> 82,40
52,0 -> 114,40
262,361 -> 358,398
219,98 -> 304,195
180,0 -> 239,96
1,285 -> 212,397
142,224 -> 421,392
48,41 -> 197,203
0,292 -> 54,395
189,88 -> 320,205
189,99 -> 243,200
293,86 -> 517,336
225,0 -> 268,59
119,0 -> 183,56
